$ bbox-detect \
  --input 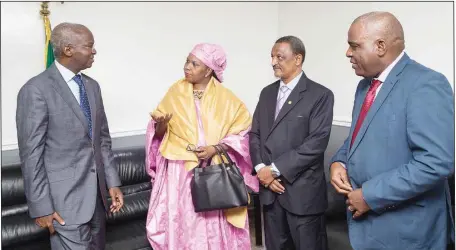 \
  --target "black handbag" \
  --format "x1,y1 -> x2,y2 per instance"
190,145 -> 249,212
